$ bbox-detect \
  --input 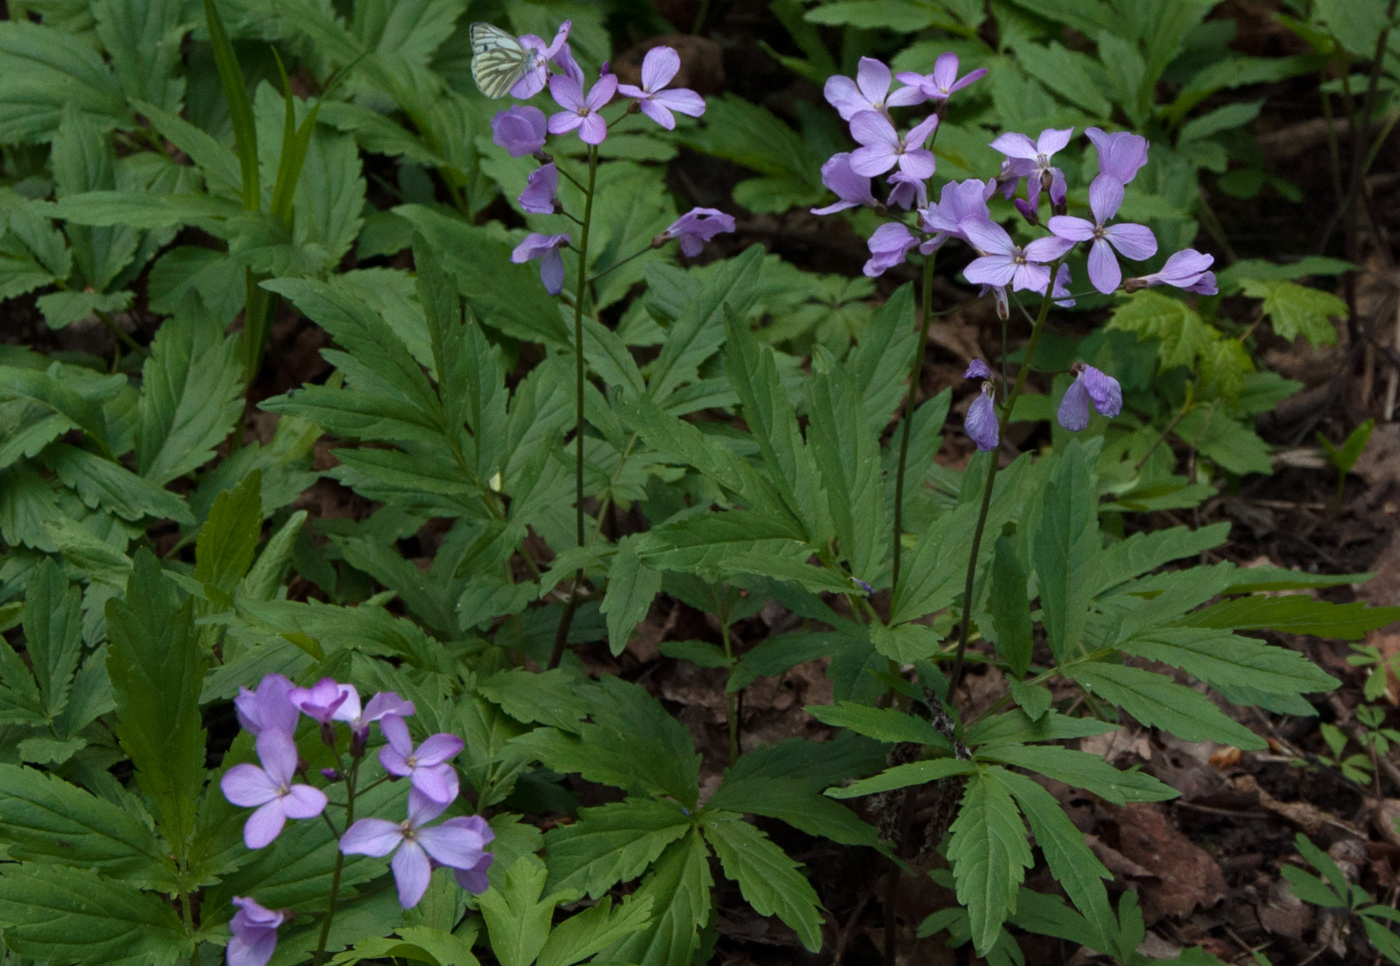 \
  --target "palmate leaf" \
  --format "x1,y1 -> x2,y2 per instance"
479,855 -> 573,966
0,864 -> 188,966
43,442 -> 192,524
600,830 -> 713,966
545,798 -> 693,899
946,770 -> 1034,957
536,894 -> 654,966
701,811 -> 824,952
976,743 -> 1176,805
601,537 -> 662,656
1065,662 -> 1265,749
0,21 -> 132,143
707,774 -> 880,848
